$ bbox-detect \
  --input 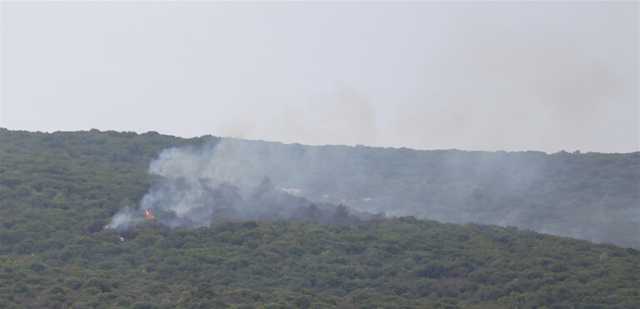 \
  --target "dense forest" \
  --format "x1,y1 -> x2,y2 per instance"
110,132 -> 639,247
0,129 -> 639,308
